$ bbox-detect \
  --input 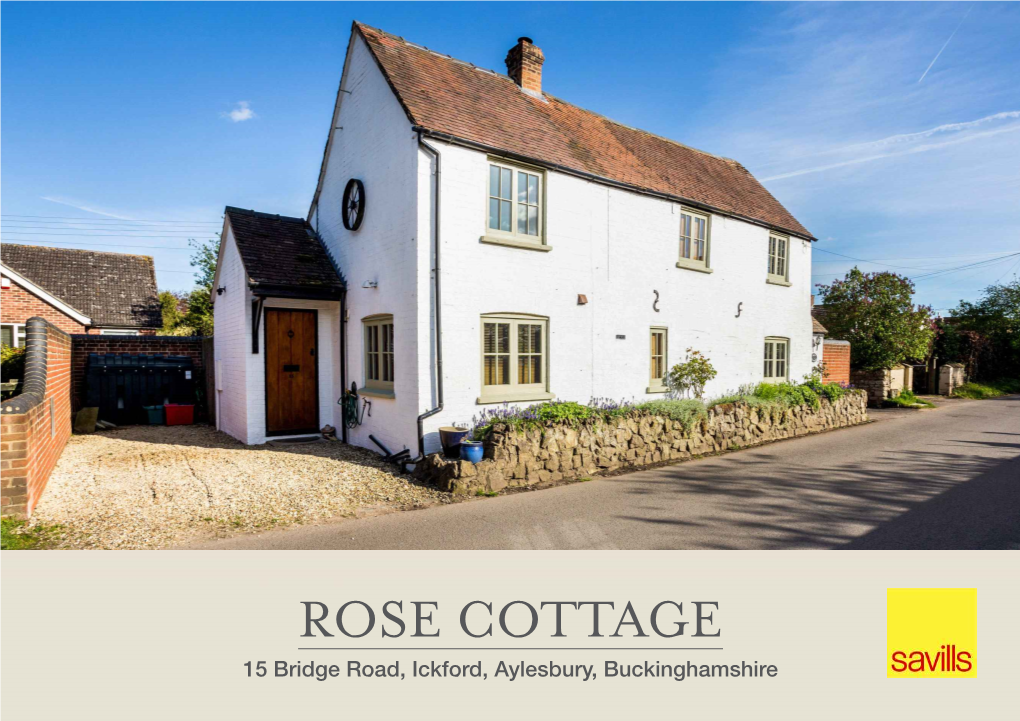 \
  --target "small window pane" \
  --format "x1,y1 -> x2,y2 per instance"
488,198 -> 499,230
489,165 -> 499,195
517,203 -> 528,234
528,206 -> 538,235
500,201 -> 511,232
1,326 -> 12,347
500,168 -> 512,200
518,173 -> 528,203
528,175 -> 538,204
